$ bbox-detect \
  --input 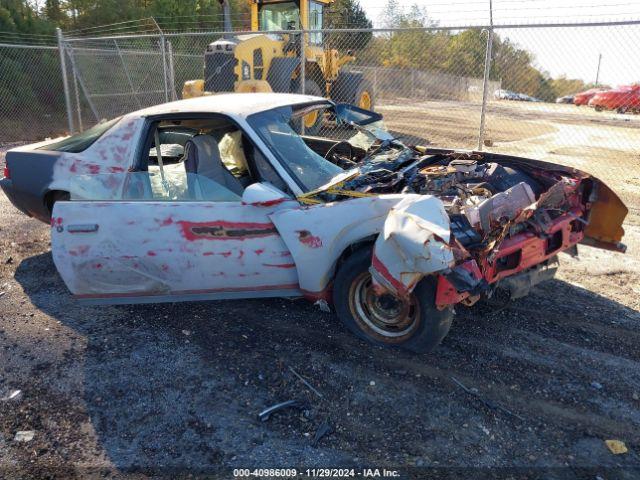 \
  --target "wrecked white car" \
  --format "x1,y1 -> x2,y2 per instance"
5,93 -> 628,352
